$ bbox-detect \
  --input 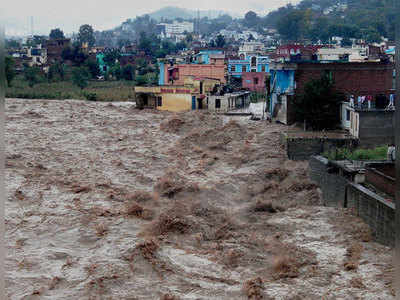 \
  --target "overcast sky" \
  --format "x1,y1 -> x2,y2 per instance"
2,0 -> 299,37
